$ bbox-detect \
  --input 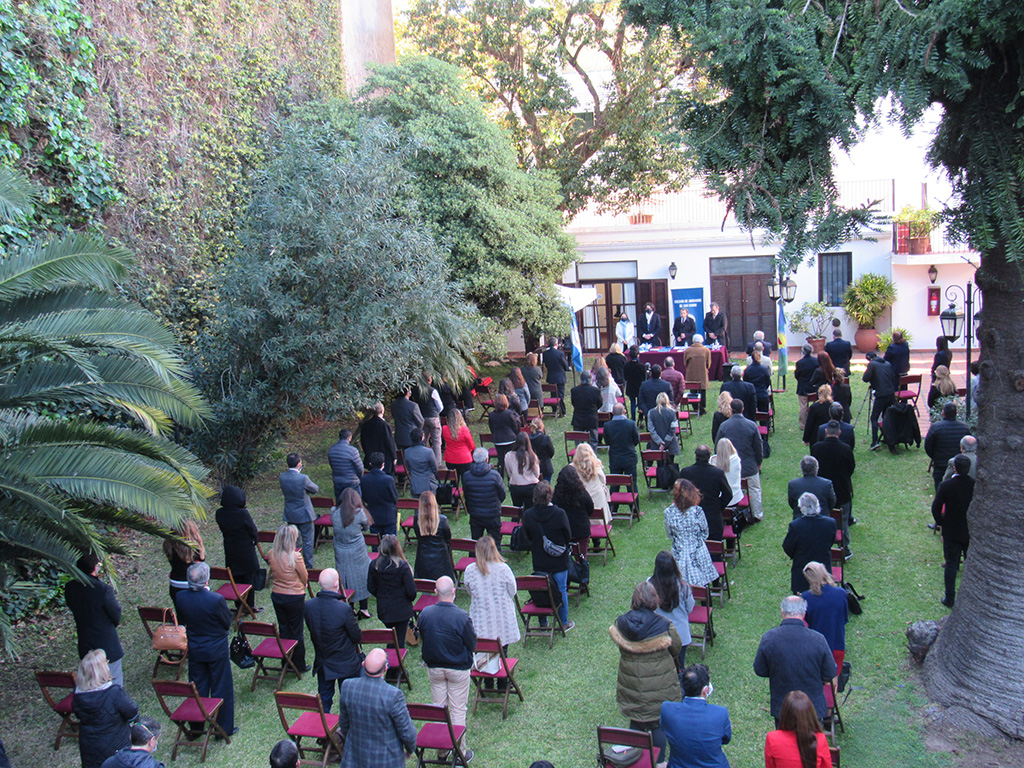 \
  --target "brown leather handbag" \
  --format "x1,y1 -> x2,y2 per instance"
152,608 -> 188,652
